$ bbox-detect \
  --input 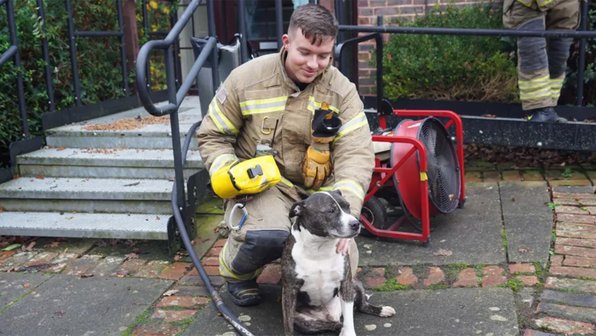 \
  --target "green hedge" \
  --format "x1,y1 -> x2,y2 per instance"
382,3 -> 518,102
